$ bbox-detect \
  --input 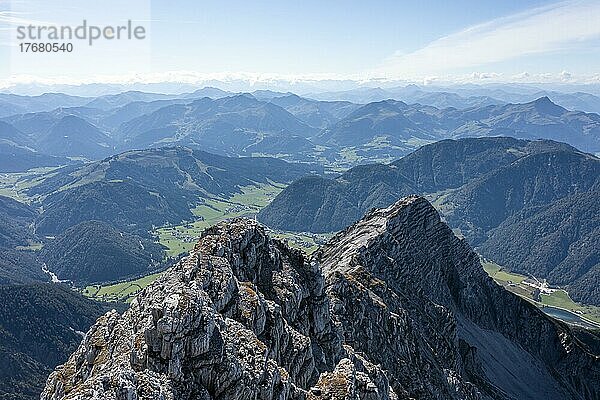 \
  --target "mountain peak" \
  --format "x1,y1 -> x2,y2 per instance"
317,195 -> 433,273
530,96 -> 565,115
219,93 -> 260,106
315,194 -> 480,309
278,93 -> 302,101
188,86 -> 231,98
50,114 -> 107,137
536,95 -> 552,102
